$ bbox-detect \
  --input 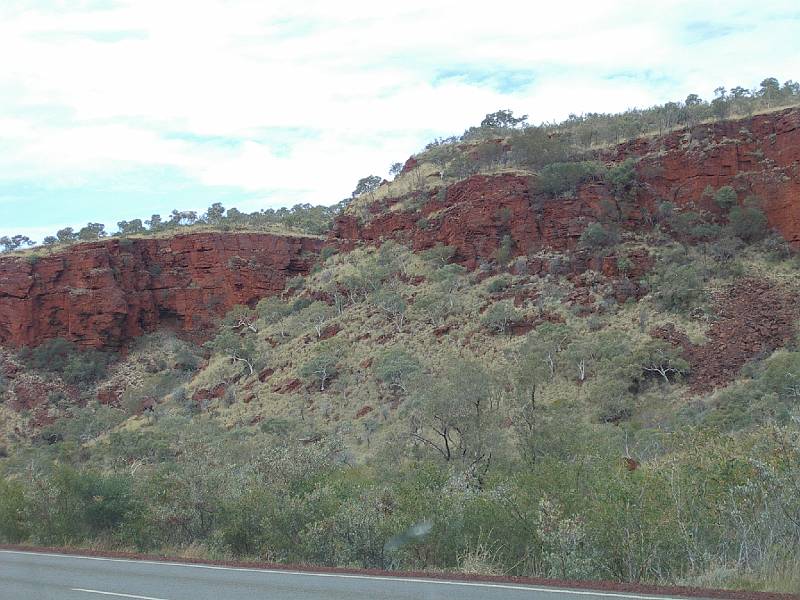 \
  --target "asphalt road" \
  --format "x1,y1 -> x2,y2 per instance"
0,550 -> 695,600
